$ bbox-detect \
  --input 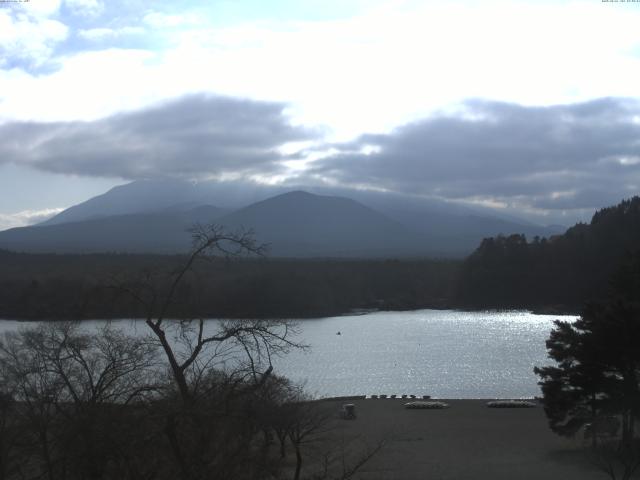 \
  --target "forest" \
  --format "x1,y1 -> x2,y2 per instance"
456,196 -> 640,312
1,196 -> 639,320
0,250 -> 458,320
